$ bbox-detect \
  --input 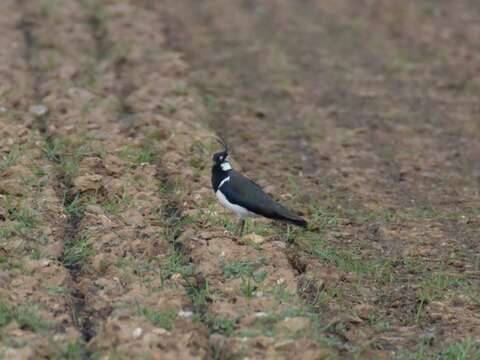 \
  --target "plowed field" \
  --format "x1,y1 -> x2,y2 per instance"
0,1 -> 479,359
